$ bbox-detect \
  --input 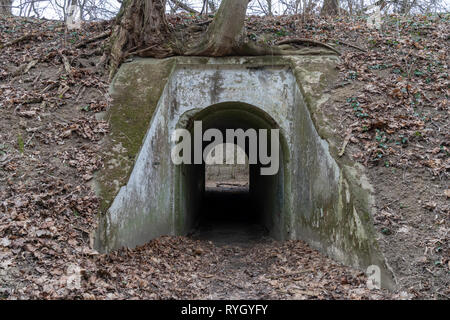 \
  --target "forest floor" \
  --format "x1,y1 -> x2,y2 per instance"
0,13 -> 448,299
